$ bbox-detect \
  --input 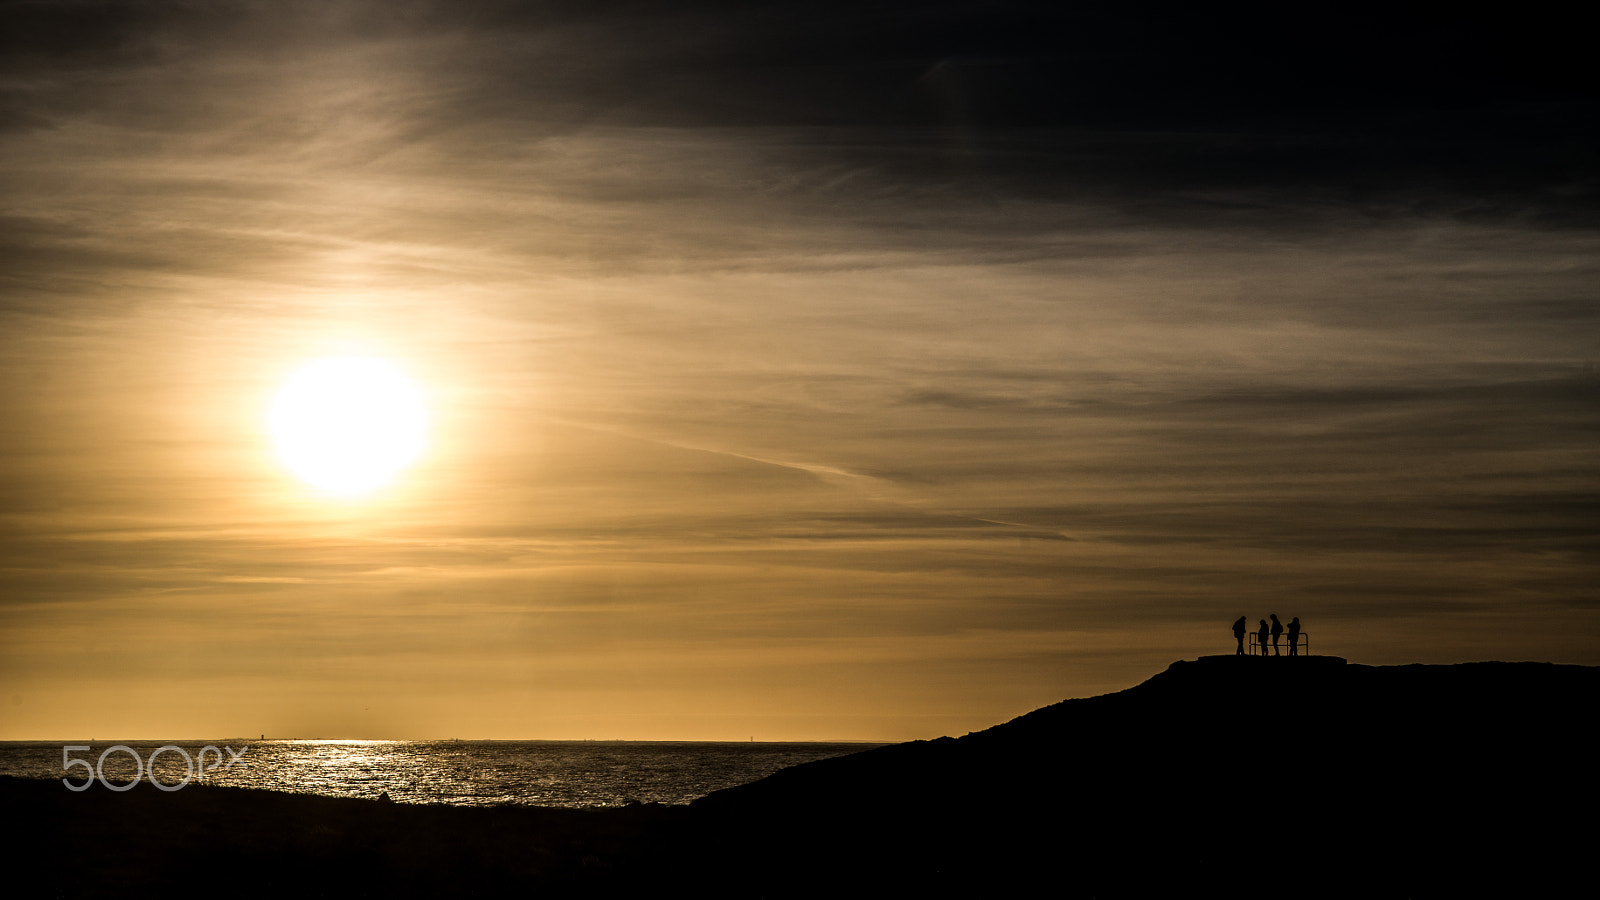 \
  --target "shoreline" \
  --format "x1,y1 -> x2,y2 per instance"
12,658 -> 1595,897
